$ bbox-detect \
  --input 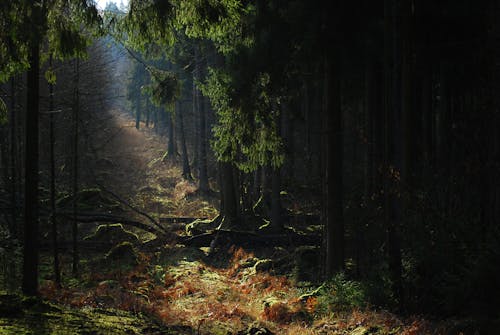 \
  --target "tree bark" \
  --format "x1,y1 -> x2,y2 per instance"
72,58 -> 80,277
198,84 -> 209,193
22,40 -> 40,296
178,101 -> 192,180
49,55 -> 61,287
384,0 -> 403,304
219,161 -> 239,228
325,56 -> 344,275
135,94 -> 141,130
9,77 -> 17,239
167,112 -> 175,157
145,99 -> 150,127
